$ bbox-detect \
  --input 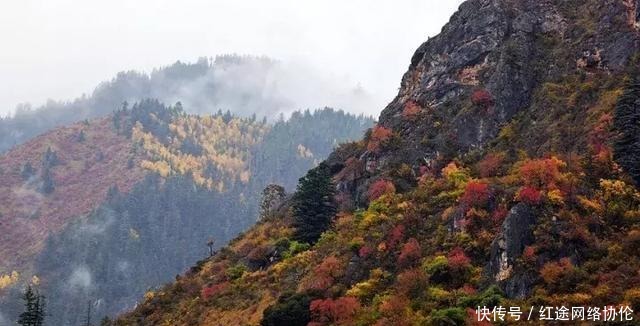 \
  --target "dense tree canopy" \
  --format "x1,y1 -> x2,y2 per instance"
292,162 -> 336,243
614,76 -> 640,185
